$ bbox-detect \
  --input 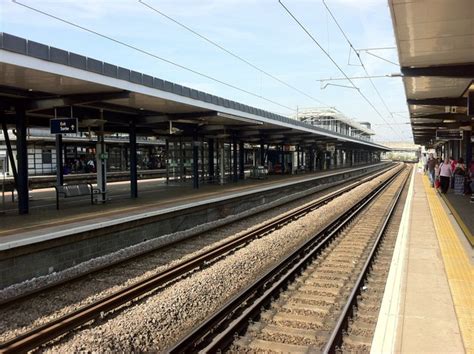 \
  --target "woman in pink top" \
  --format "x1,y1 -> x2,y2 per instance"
439,158 -> 453,194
